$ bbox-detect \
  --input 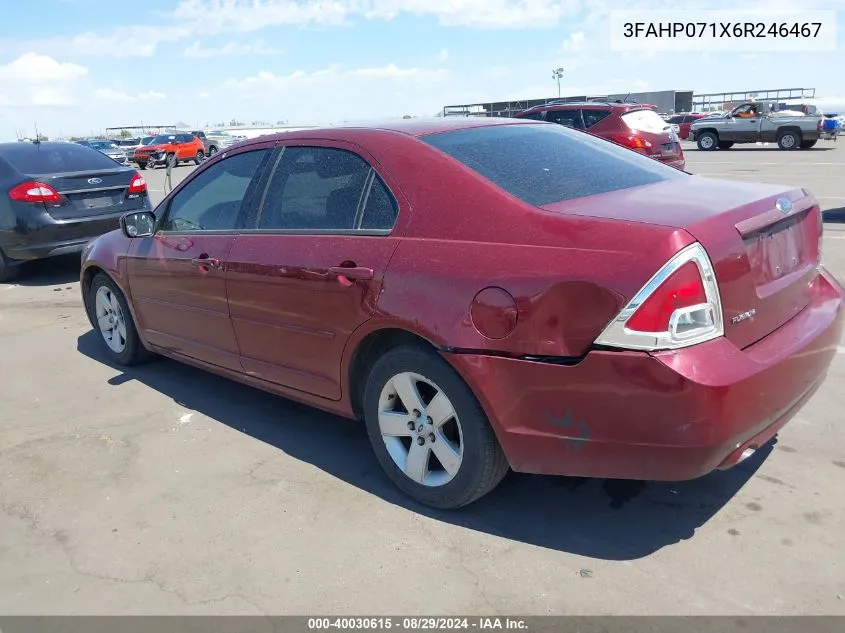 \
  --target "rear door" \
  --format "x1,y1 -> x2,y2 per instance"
126,143 -> 274,371
225,141 -> 405,400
